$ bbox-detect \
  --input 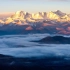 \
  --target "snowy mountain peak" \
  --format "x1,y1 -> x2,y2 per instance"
47,11 -> 60,20
0,10 -> 70,25
55,10 -> 66,17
